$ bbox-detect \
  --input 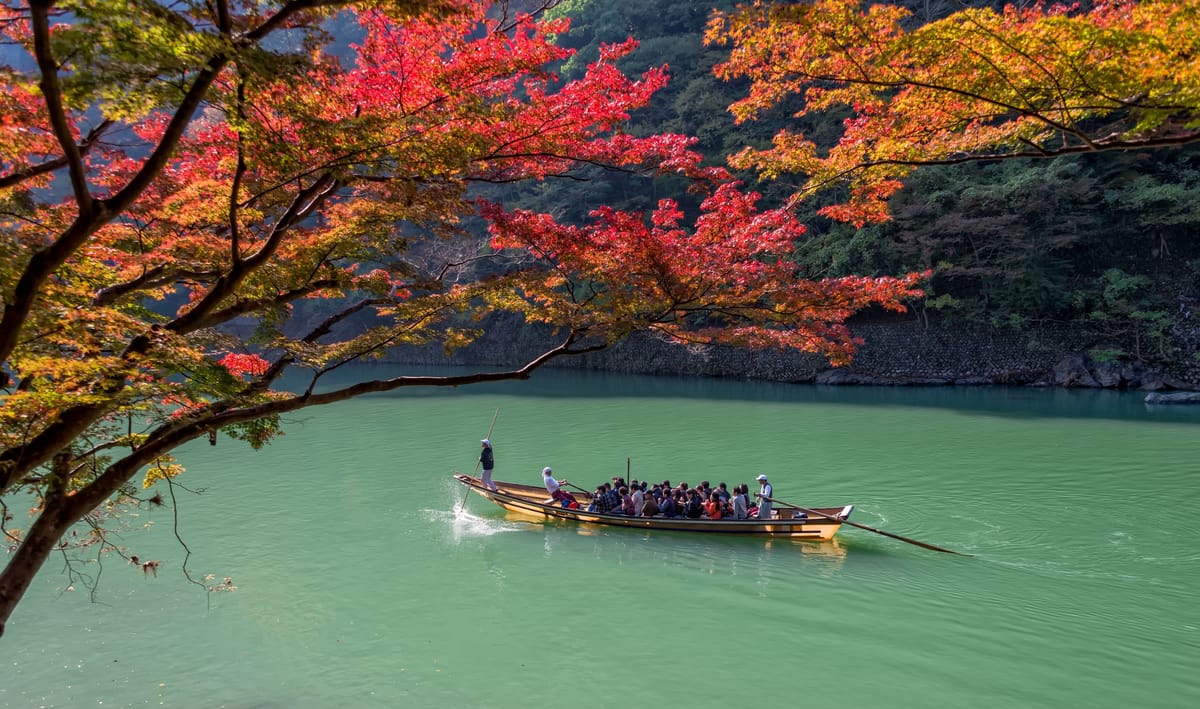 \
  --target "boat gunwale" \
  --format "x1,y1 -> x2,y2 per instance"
454,473 -> 850,538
